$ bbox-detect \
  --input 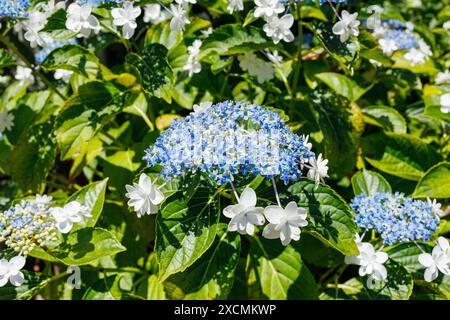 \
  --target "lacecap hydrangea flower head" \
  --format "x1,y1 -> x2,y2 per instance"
345,191 -> 448,286
128,101 -> 329,246
0,0 -> 30,18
